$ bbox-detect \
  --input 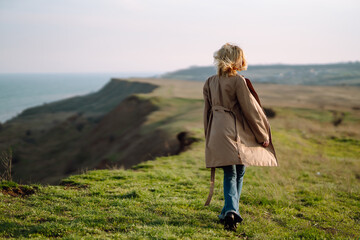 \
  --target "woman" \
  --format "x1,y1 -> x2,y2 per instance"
203,43 -> 278,231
